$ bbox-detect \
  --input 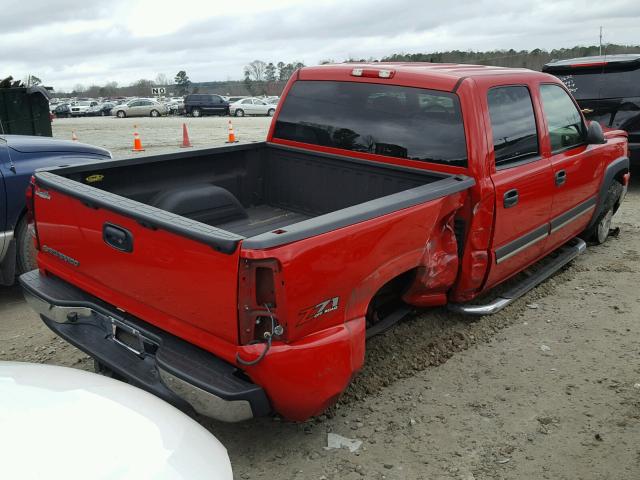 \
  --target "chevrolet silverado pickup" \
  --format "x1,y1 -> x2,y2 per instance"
21,63 -> 630,422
